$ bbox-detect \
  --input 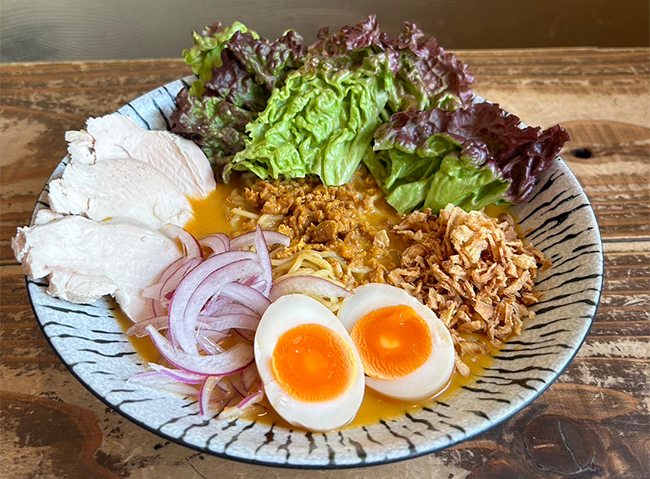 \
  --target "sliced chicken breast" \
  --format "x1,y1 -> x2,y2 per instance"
12,216 -> 182,322
66,113 -> 216,198
48,159 -> 193,230
34,209 -> 63,225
